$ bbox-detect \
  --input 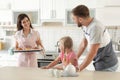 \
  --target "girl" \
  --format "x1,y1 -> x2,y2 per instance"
41,36 -> 78,70
15,13 -> 44,67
